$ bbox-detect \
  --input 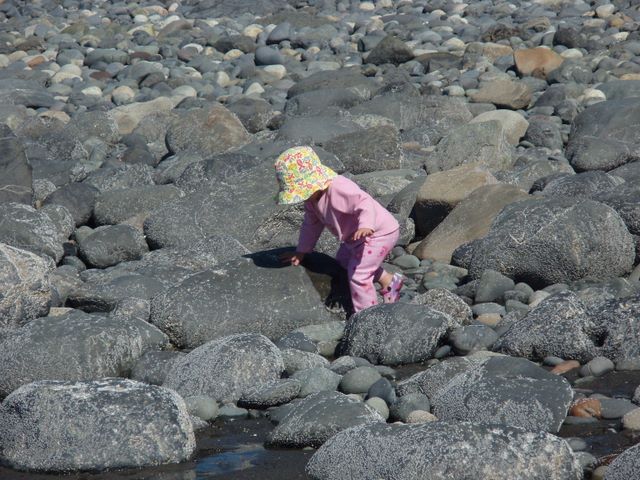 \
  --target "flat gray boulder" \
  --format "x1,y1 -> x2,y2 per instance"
322,125 -> 403,174
595,183 -> 640,235
163,333 -> 284,404
541,171 -> 623,198
396,356 -> 486,398
143,161 -> 279,249
494,292 -> 602,363
431,356 -> 574,433
266,391 -> 384,448
93,185 -> 185,225
0,202 -> 65,262
0,378 -> 195,472
150,253 -> 333,348
340,303 -> 452,365
0,309 -> 168,397
591,294 -> 640,365
349,94 -> 472,147
307,421 -> 581,480
566,98 -> 640,172
0,125 -> 32,204
469,197 -> 635,288
0,243 -> 54,334
165,104 -> 252,157
425,121 -> 514,174
78,224 -> 148,269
